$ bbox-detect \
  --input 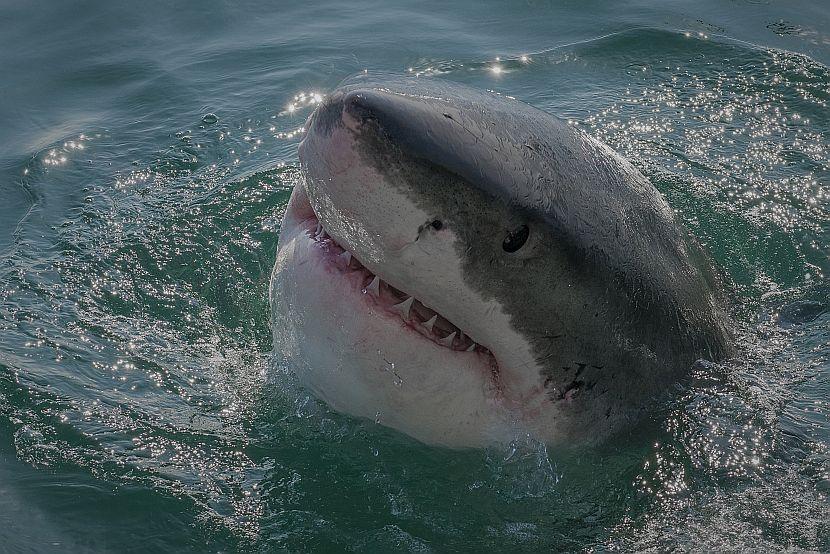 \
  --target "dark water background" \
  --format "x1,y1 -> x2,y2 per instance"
1,1 -> 828,551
